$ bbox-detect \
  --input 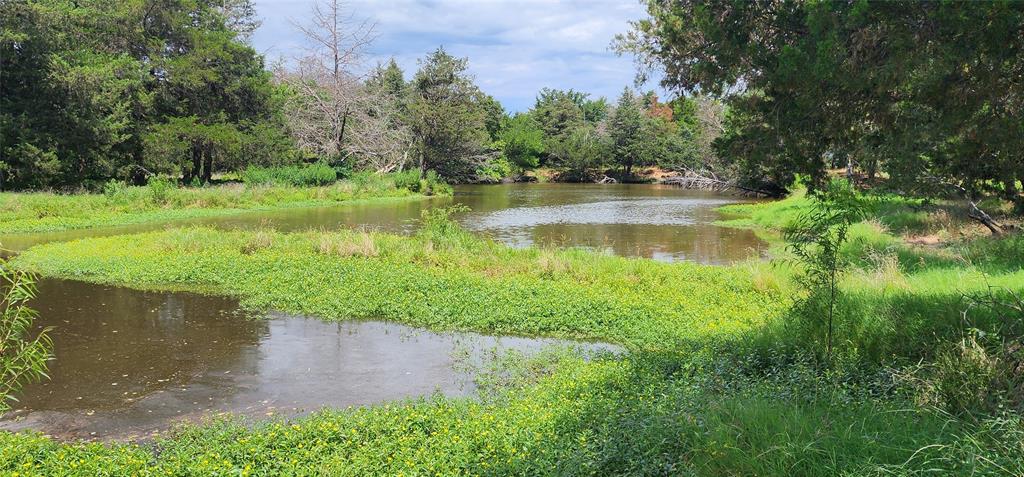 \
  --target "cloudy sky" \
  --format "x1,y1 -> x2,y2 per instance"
251,0 -> 655,112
